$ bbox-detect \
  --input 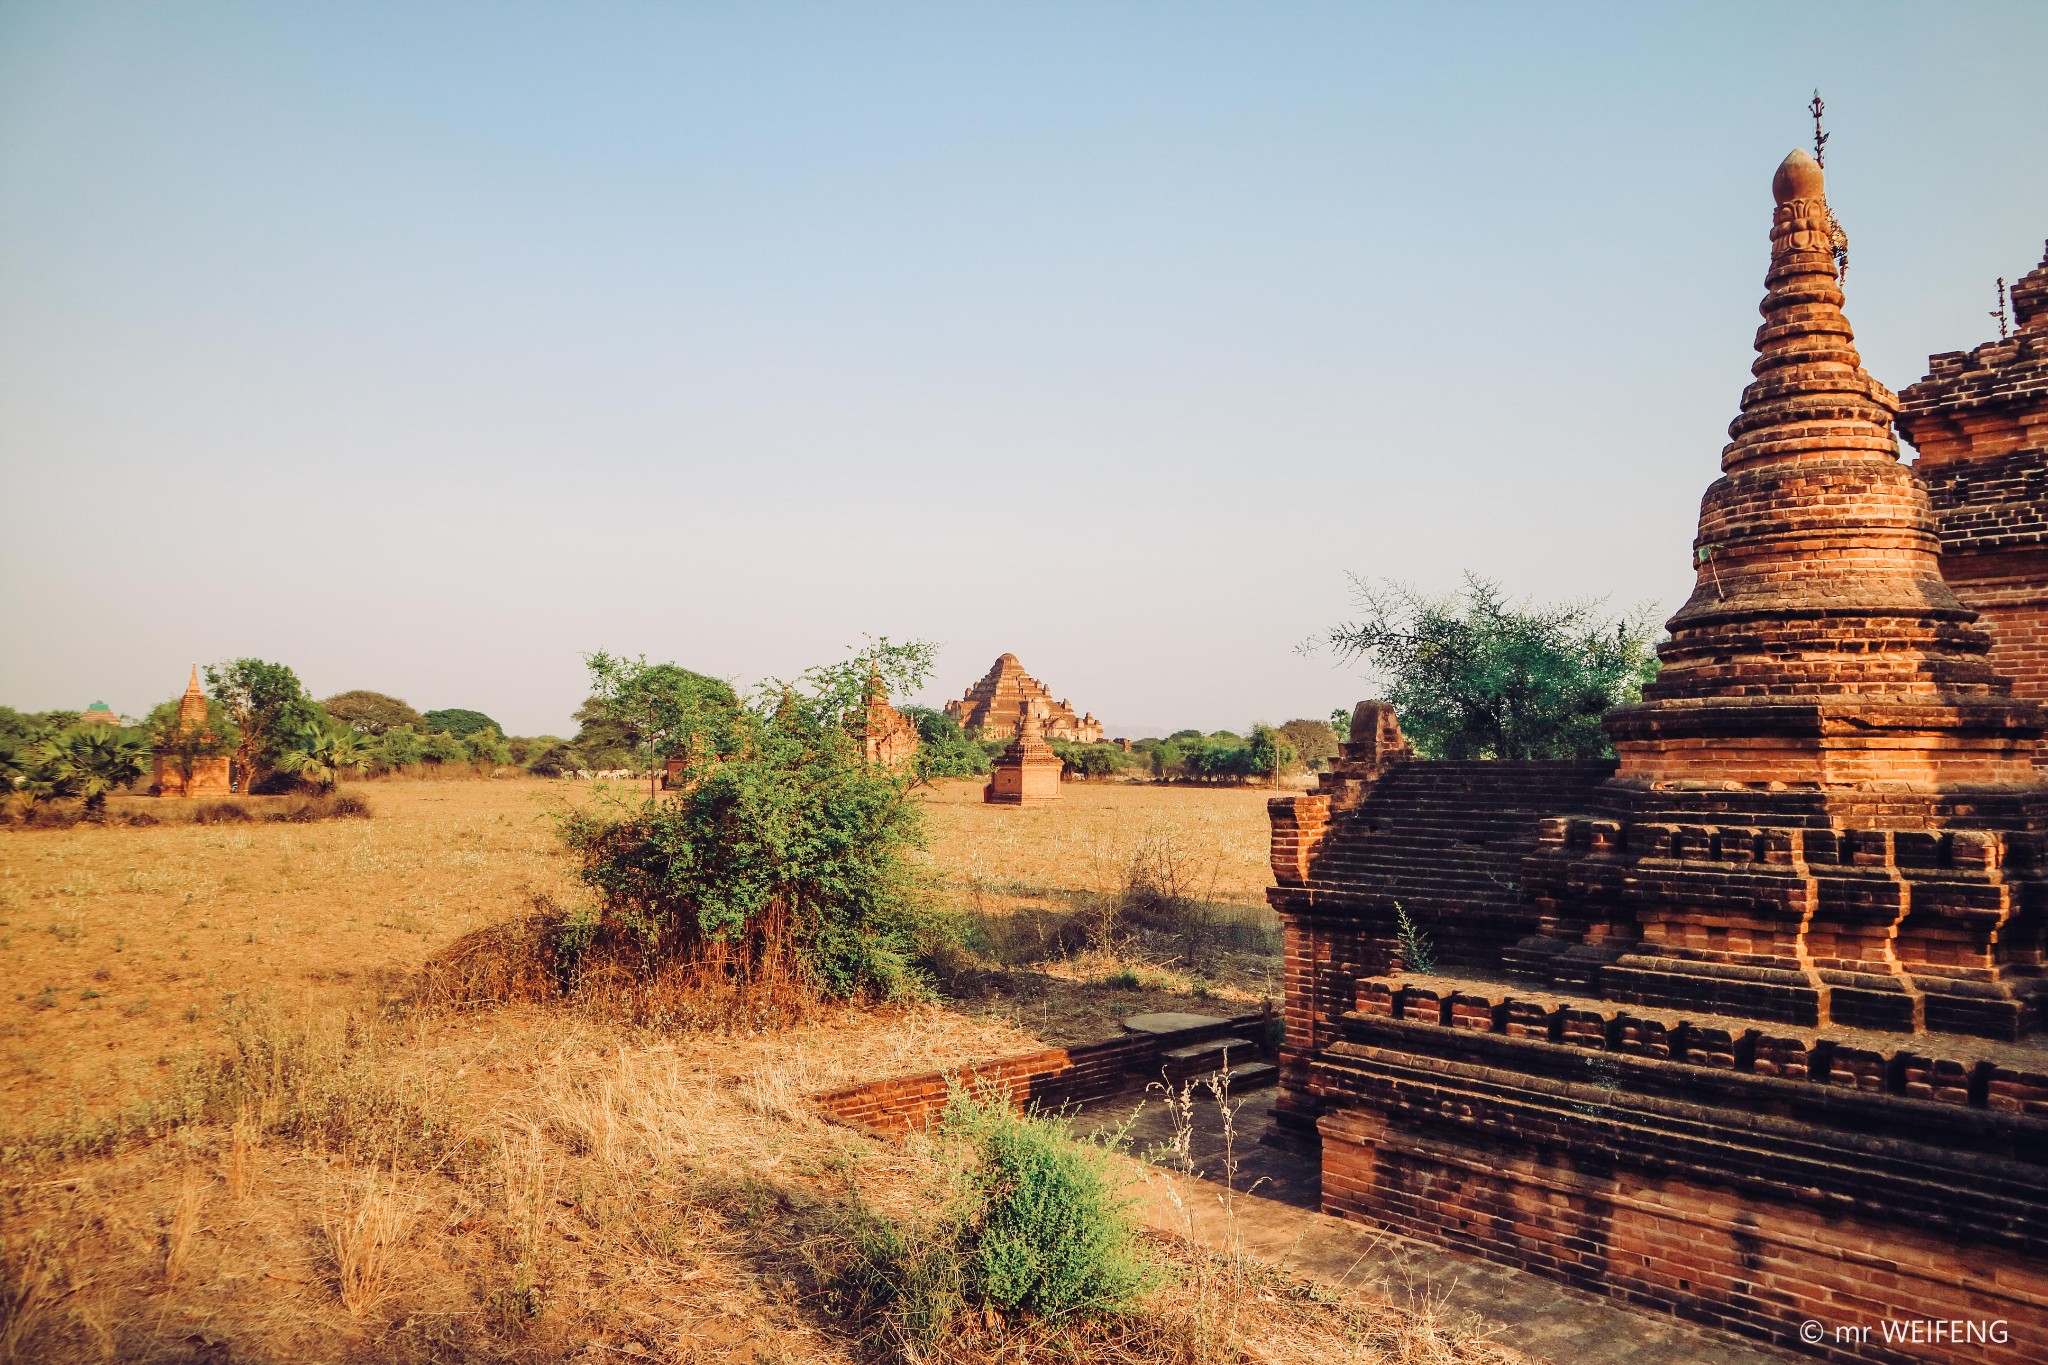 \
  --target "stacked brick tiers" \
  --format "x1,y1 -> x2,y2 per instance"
1900,242 -> 2048,745
945,653 -> 1104,743
983,702 -> 1063,804
1267,157 -> 2048,1360
1609,151 -> 2042,791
